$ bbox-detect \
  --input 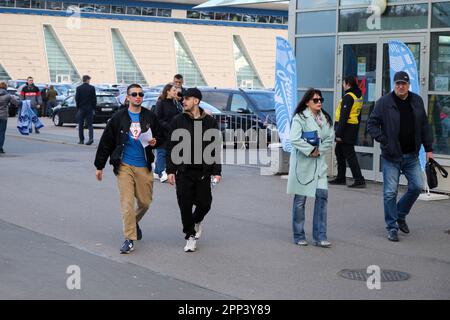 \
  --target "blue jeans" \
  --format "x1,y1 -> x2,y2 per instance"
382,154 -> 423,232
154,148 -> 166,175
292,189 -> 328,243
0,118 -> 7,150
